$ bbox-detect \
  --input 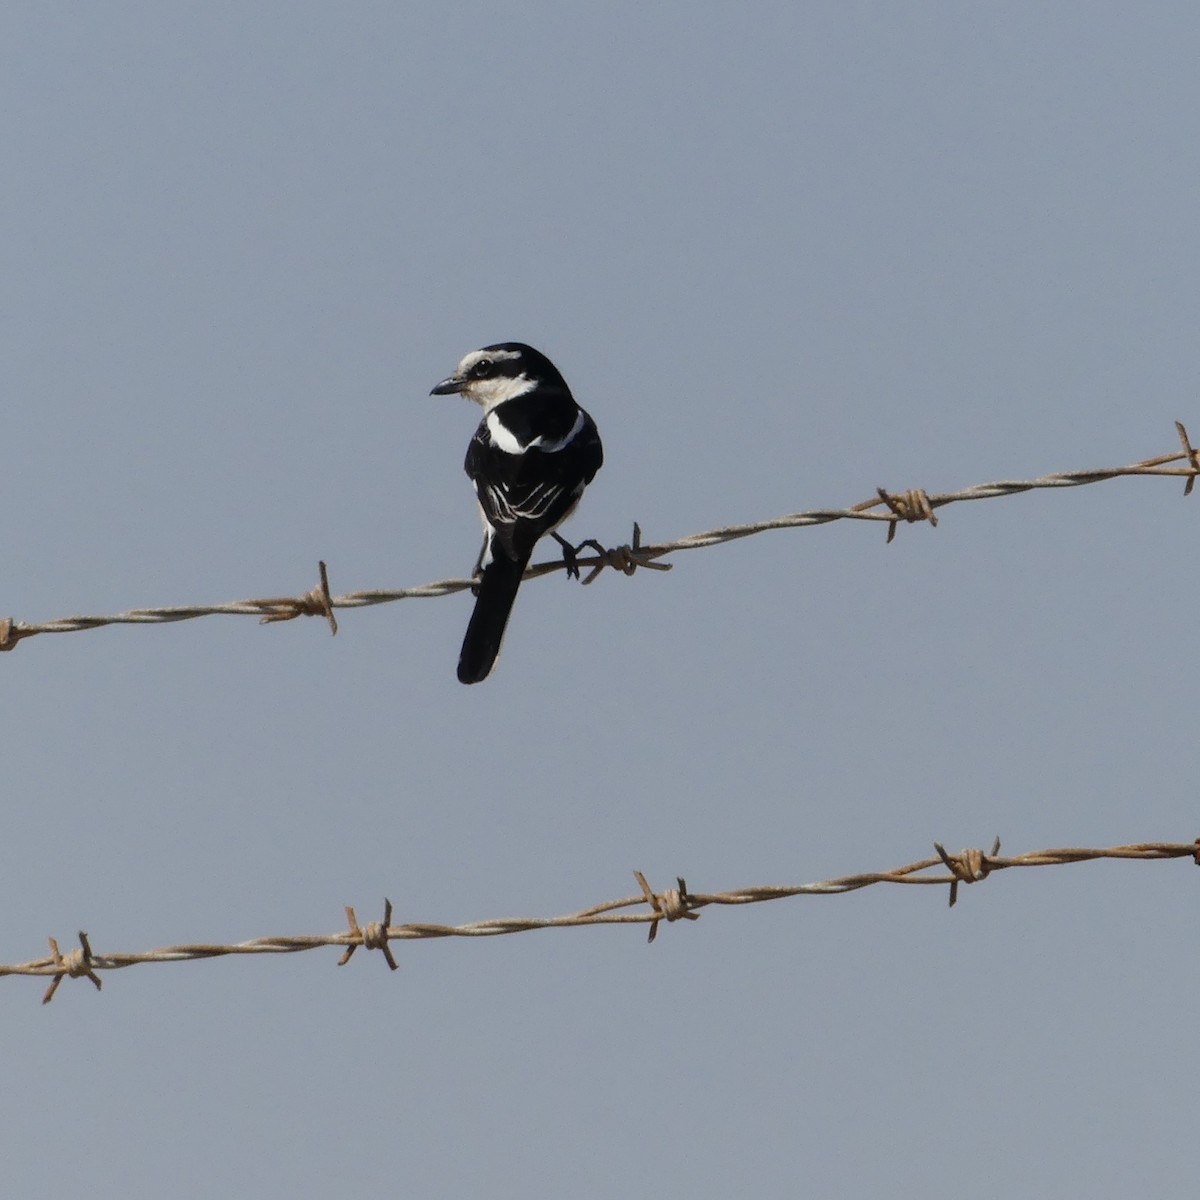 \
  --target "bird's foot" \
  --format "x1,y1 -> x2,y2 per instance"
551,532 -> 606,581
